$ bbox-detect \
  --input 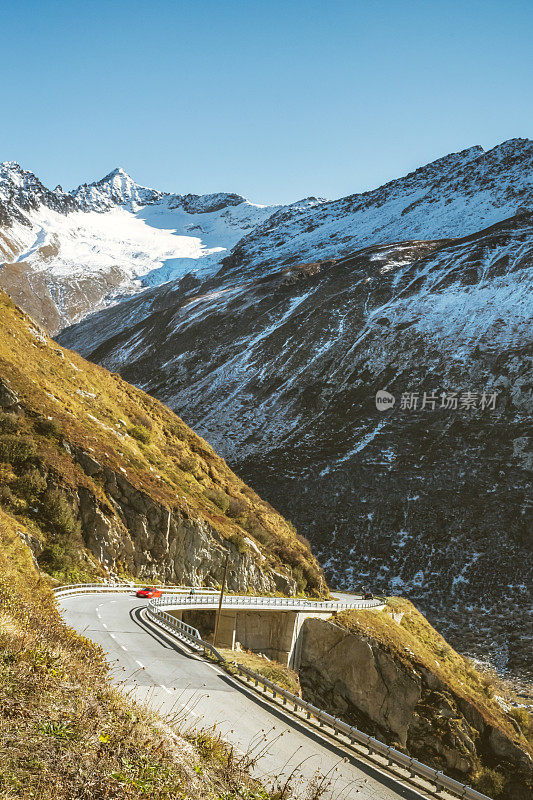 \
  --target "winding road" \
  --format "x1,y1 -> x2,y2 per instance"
59,591 -> 431,800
